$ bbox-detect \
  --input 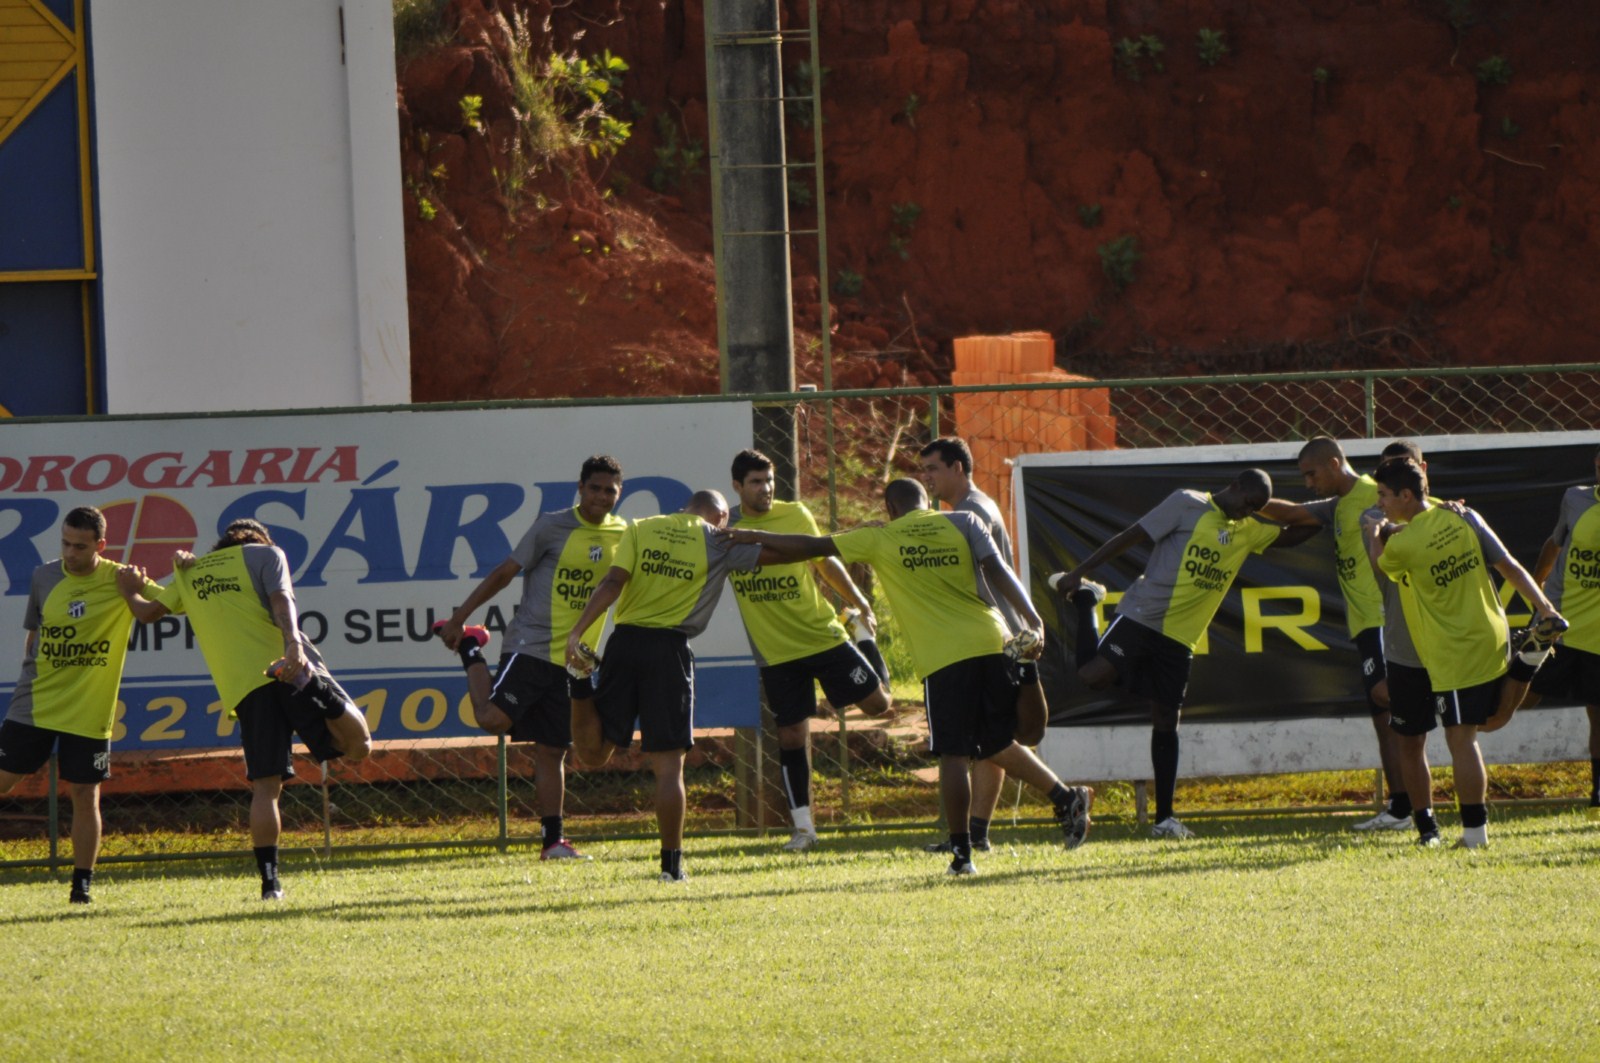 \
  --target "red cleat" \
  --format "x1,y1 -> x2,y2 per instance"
432,619 -> 491,650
